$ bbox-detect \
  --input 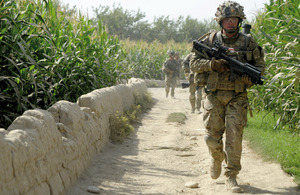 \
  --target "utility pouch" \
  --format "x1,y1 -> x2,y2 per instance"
253,47 -> 261,62
206,72 -> 218,92
195,72 -> 208,86
245,51 -> 252,61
